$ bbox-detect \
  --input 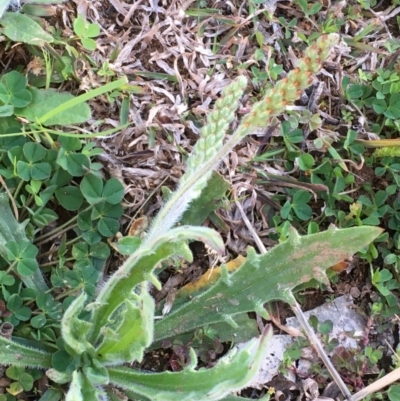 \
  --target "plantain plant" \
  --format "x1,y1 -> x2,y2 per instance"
0,34 -> 383,401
